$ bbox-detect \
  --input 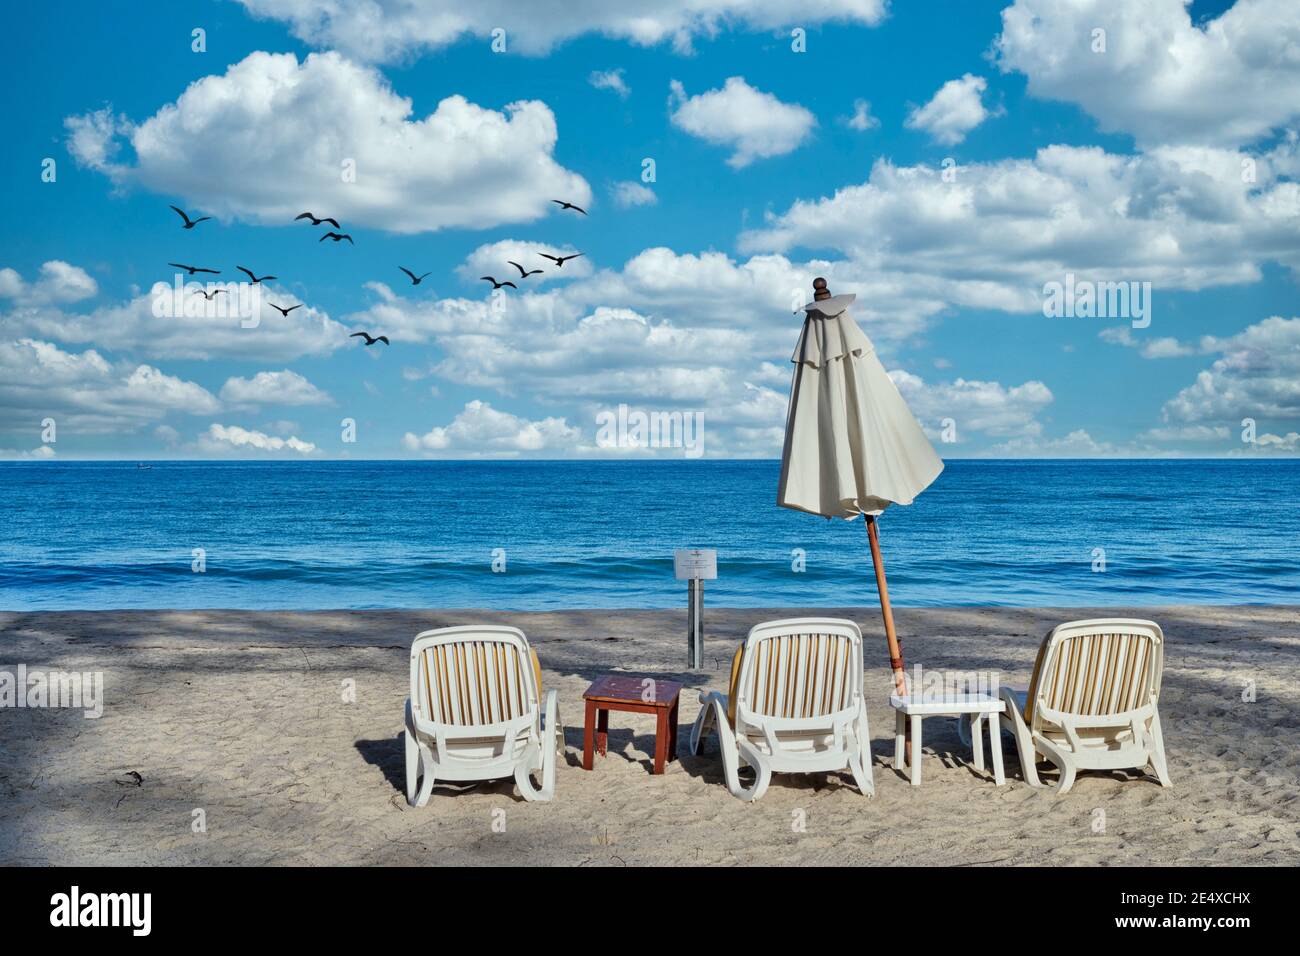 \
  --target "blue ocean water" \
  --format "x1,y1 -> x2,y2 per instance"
0,459 -> 1297,610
